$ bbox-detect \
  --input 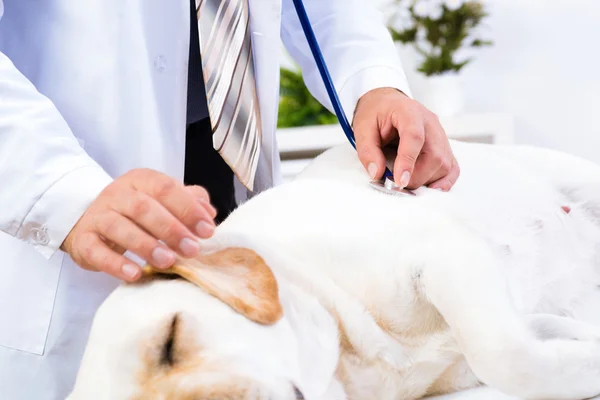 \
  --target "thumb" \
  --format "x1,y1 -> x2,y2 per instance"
355,128 -> 387,181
